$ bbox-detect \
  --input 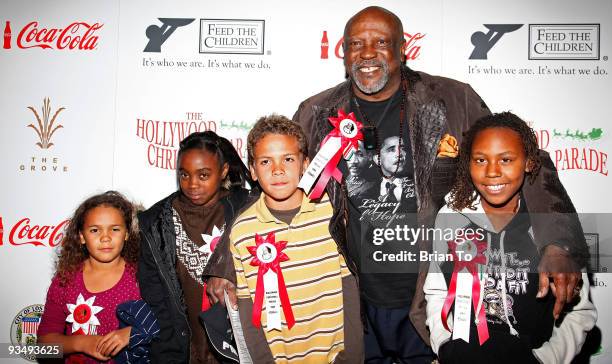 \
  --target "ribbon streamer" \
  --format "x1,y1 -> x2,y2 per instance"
441,233 -> 490,345
300,109 -> 363,200
247,232 -> 295,330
